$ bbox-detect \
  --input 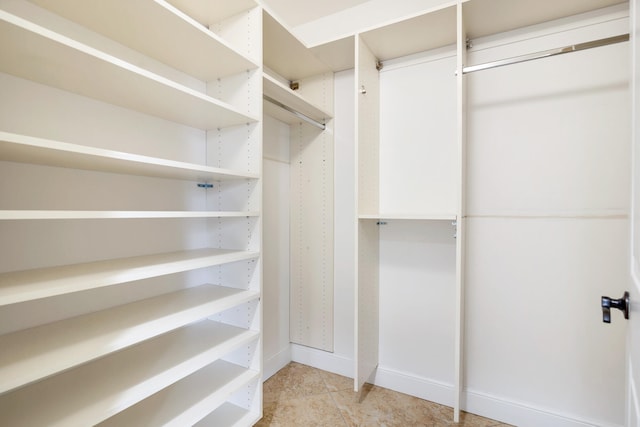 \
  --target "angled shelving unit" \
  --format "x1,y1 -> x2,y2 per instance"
0,0 -> 263,425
